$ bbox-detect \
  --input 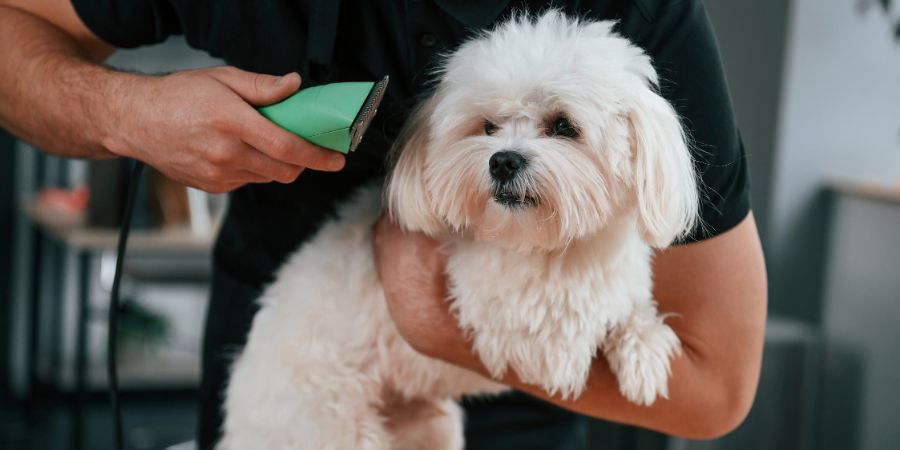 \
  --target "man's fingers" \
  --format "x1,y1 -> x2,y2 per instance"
236,170 -> 271,184
236,107 -> 345,172
211,66 -> 302,106
207,66 -> 345,172
235,146 -> 306,183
